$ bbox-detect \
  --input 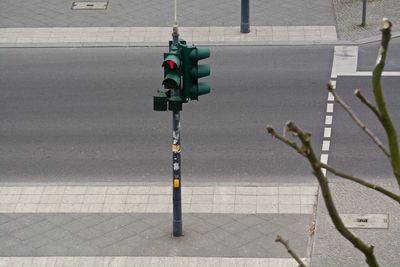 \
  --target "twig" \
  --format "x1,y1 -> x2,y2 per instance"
267,124 -> 400,204
372,18 -> 400,187
327,82 -> 390,158
354,89 -> 383,124
267,125 -> 302,153
275,235 -> 307,267
268,122 -> 380,266
321,162 -> 400,204
285,121 -> 379,267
